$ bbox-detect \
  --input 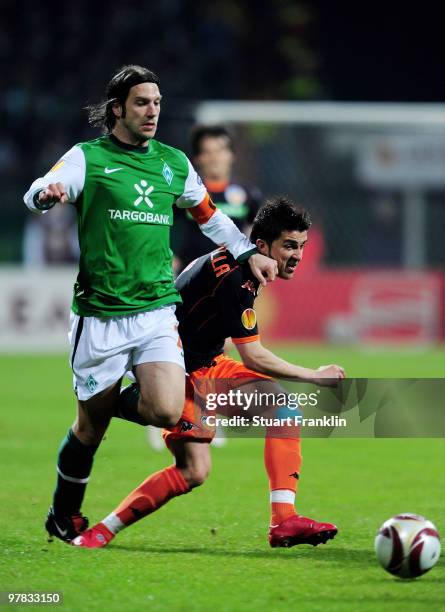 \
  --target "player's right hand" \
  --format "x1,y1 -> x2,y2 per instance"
248,253 -> 278,287
38,182 -> 68,204
313,364 -> 346,387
